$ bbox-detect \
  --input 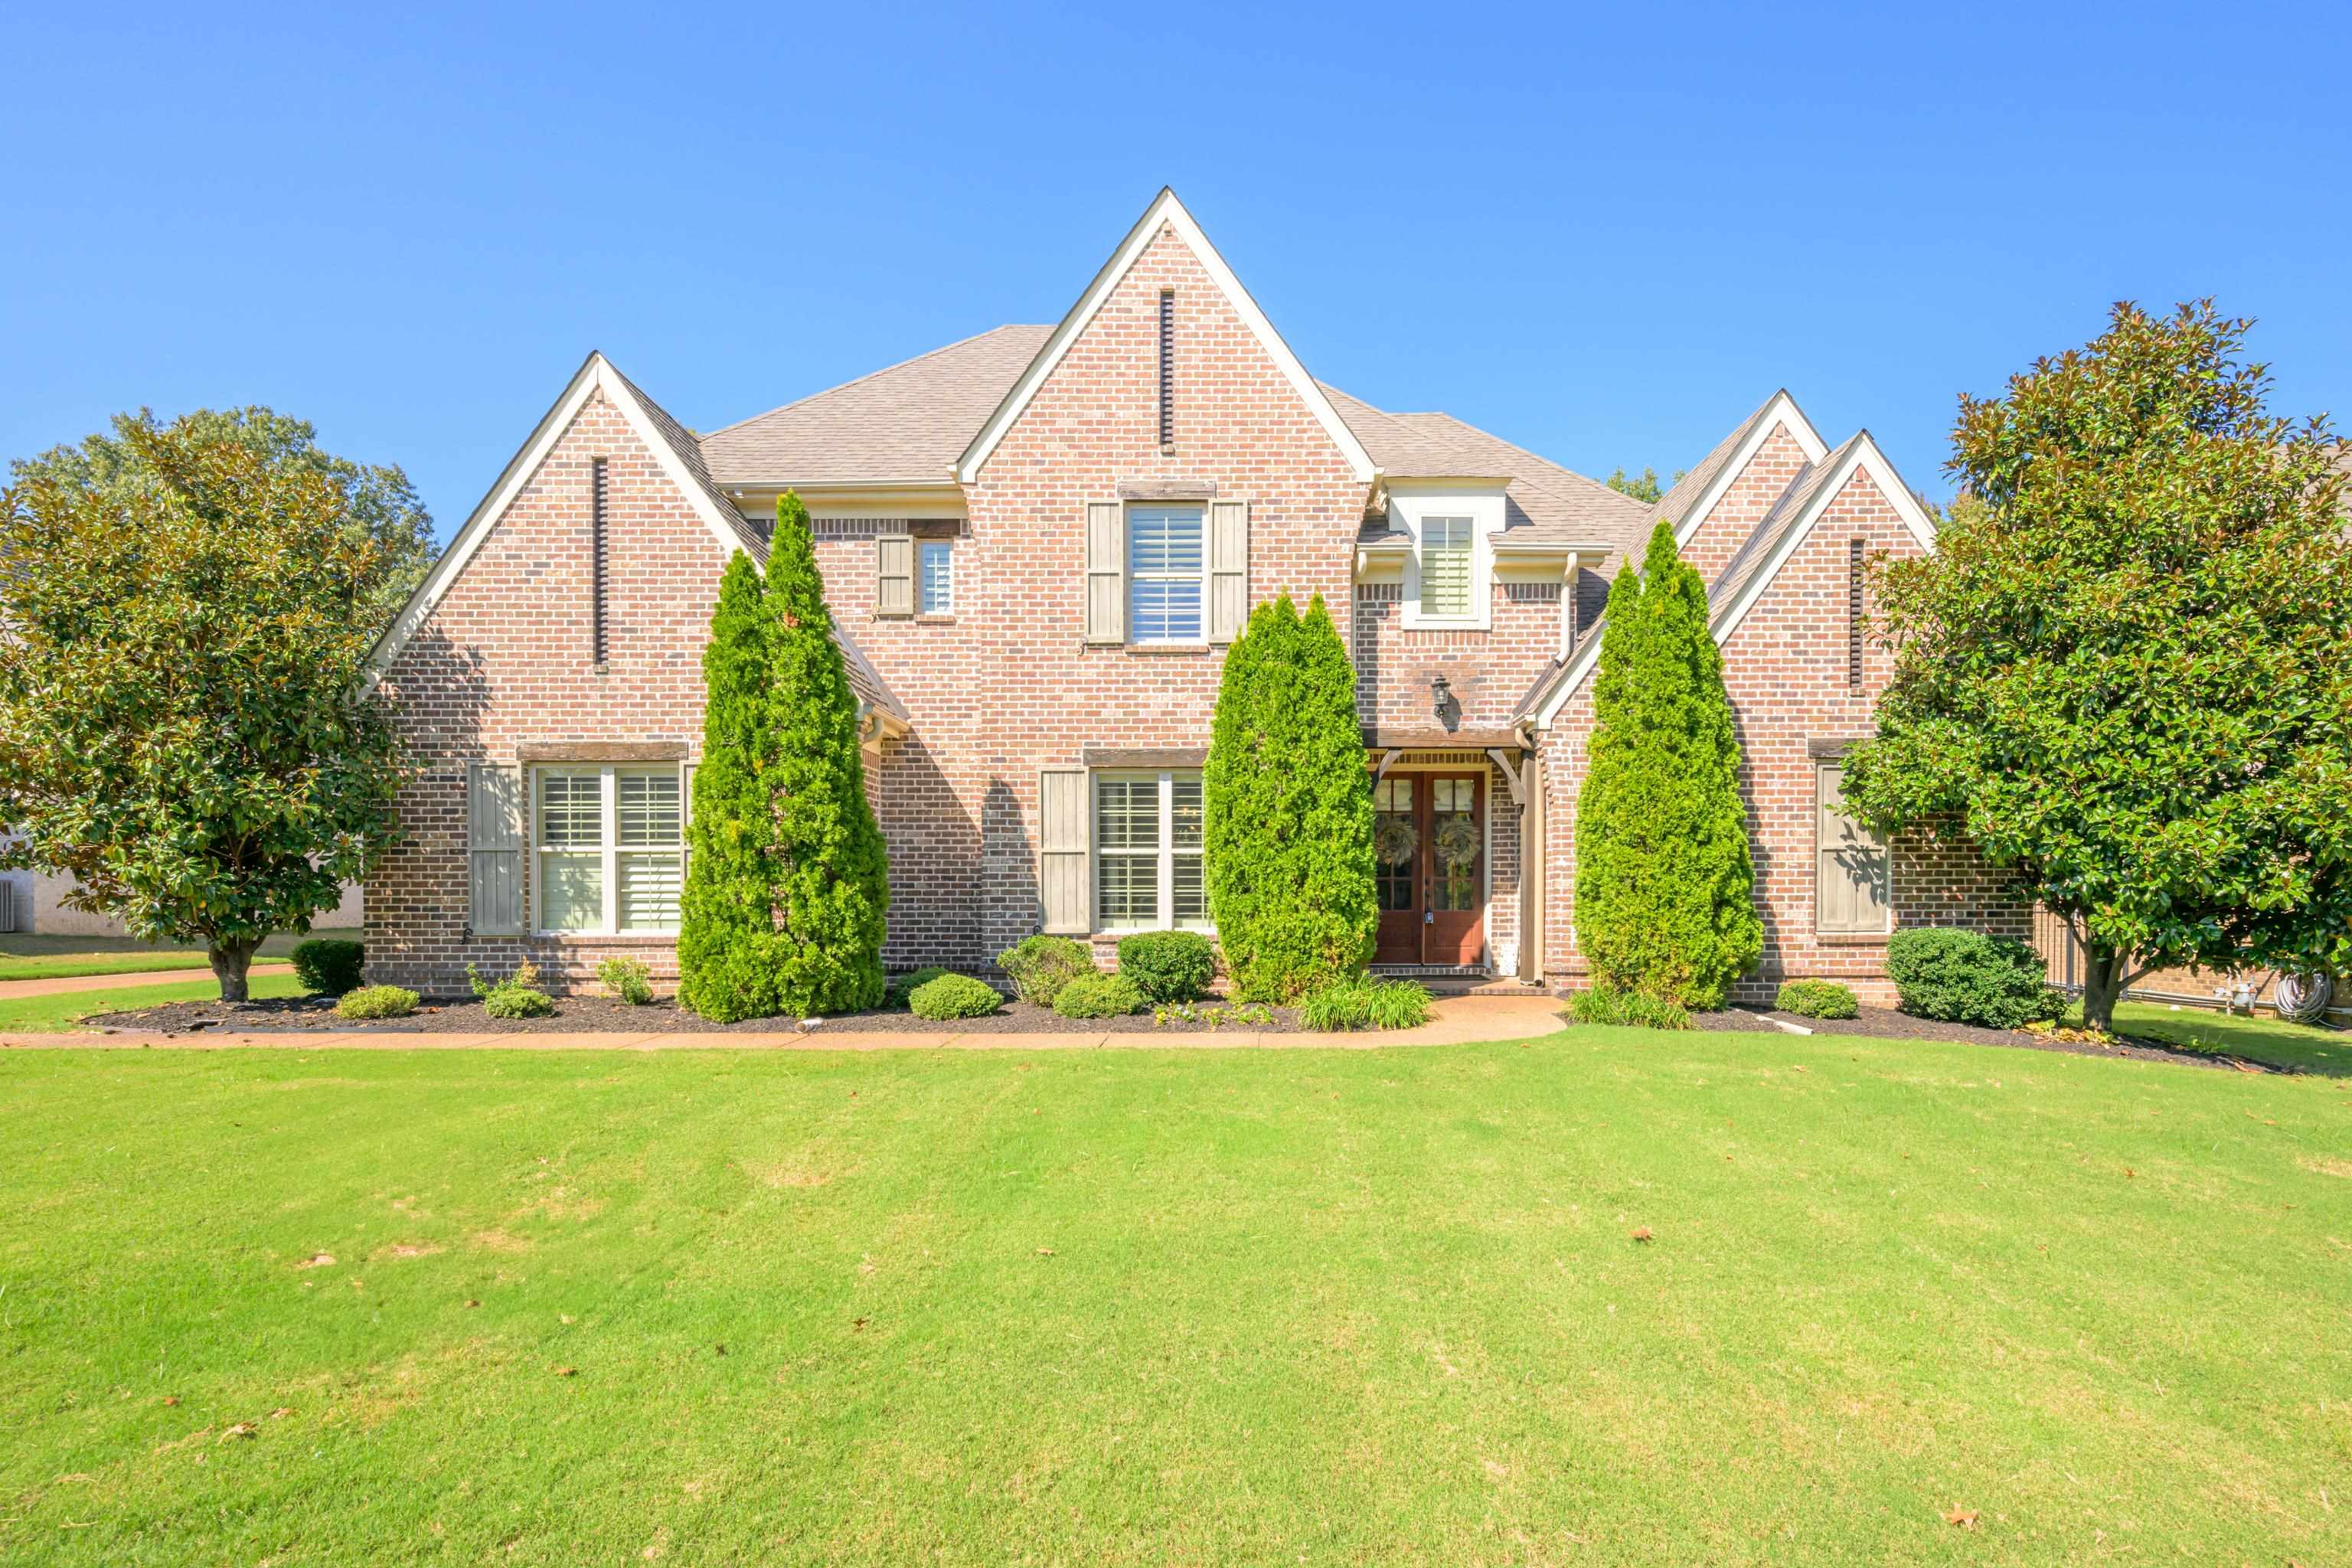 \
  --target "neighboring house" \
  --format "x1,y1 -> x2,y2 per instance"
11,871 -> 362,938
362,188 -> 2026,1002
